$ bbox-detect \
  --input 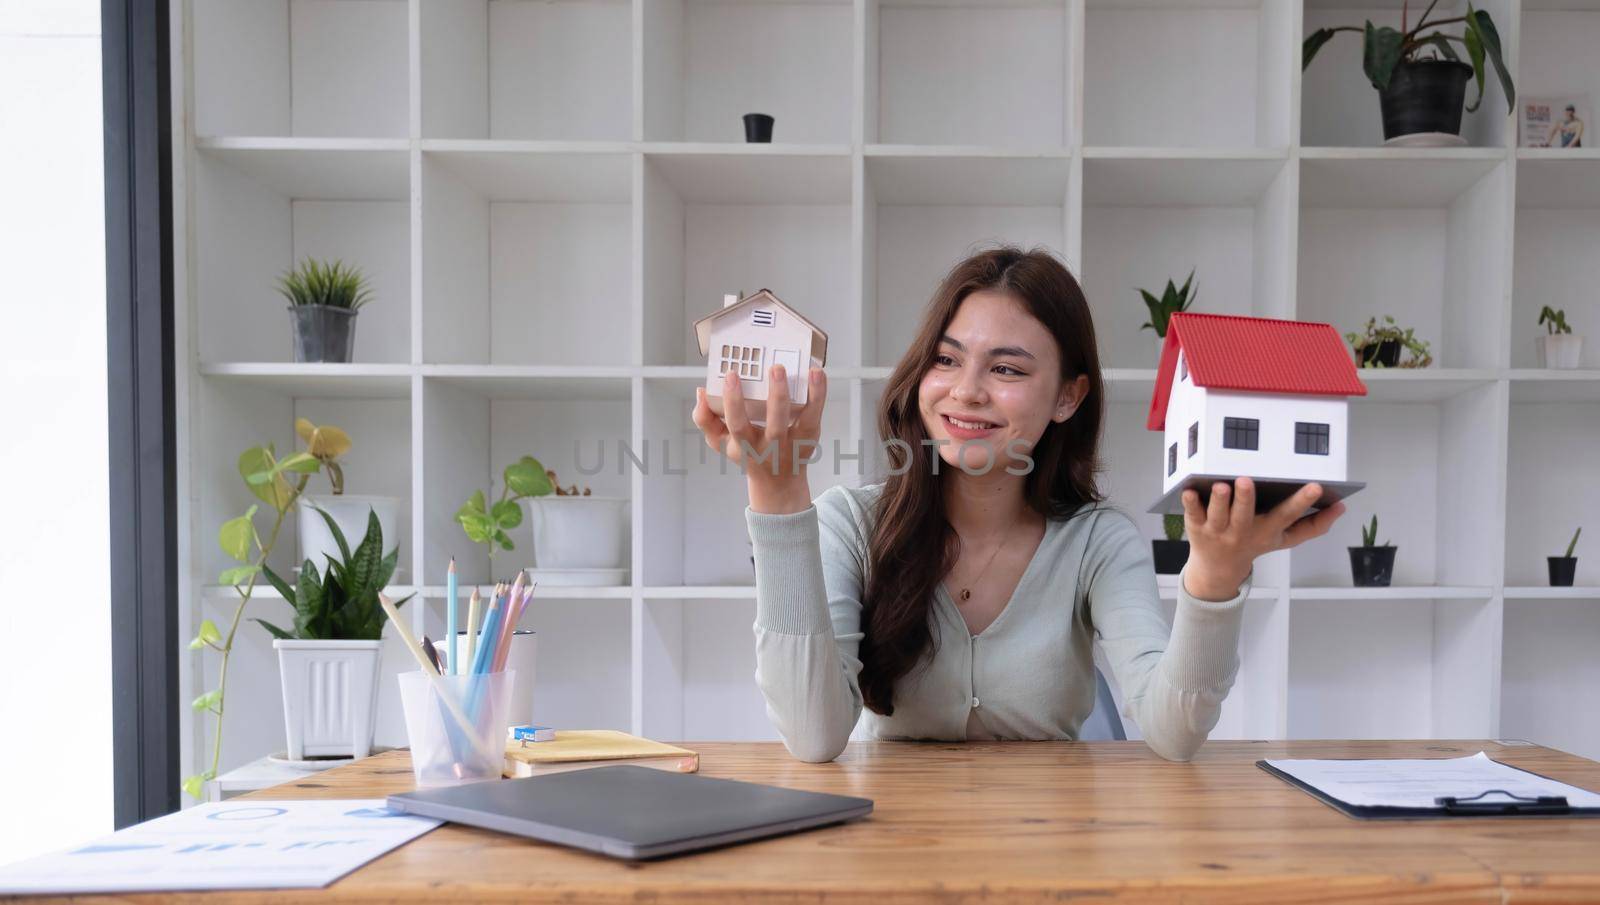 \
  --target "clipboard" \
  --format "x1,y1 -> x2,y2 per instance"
1257,759 -> 1600,820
